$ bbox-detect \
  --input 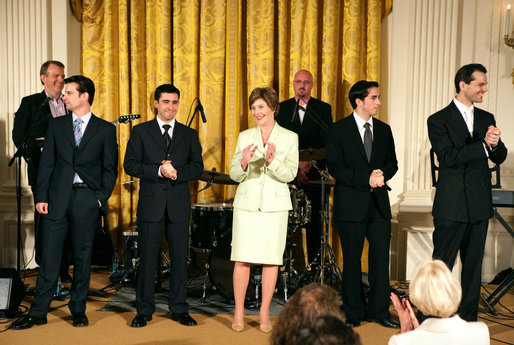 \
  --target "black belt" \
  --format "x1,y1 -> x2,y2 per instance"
72,182 -> 89,189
